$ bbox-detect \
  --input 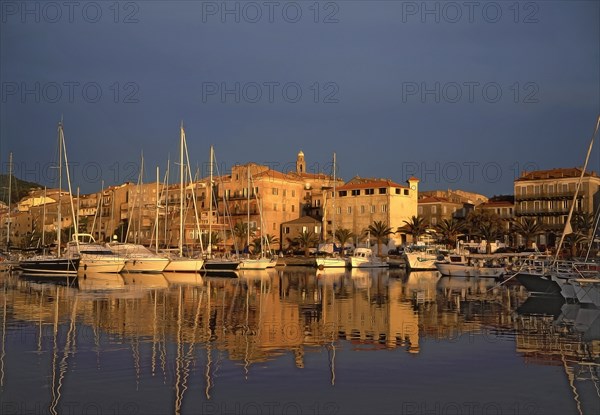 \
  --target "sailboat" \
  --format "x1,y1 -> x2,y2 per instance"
19,121 -> 80,275
107,161 -> 169,273
203,145 -> 241,273
515,115 -> 600,297
163,123 -> 204,272
316,153 -> 347,268
239,165 -> 270,270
